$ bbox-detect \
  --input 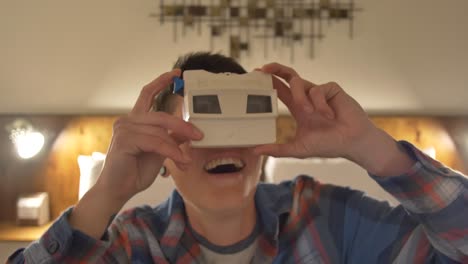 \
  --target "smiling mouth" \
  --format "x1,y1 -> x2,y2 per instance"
204,158 -> 245,174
